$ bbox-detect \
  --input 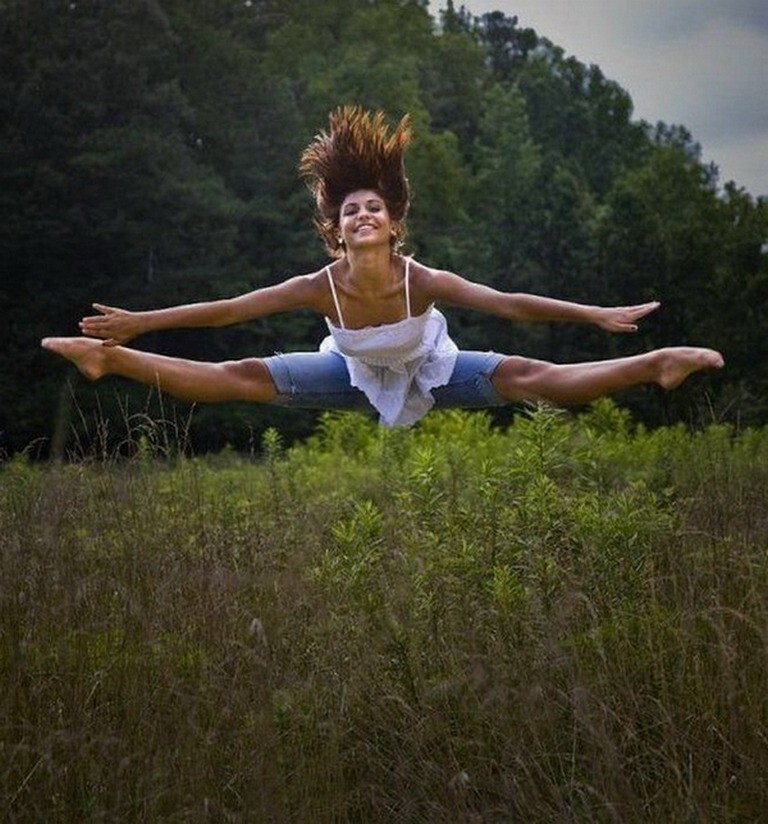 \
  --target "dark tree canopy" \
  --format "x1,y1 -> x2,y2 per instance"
2,0 -> 765,453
